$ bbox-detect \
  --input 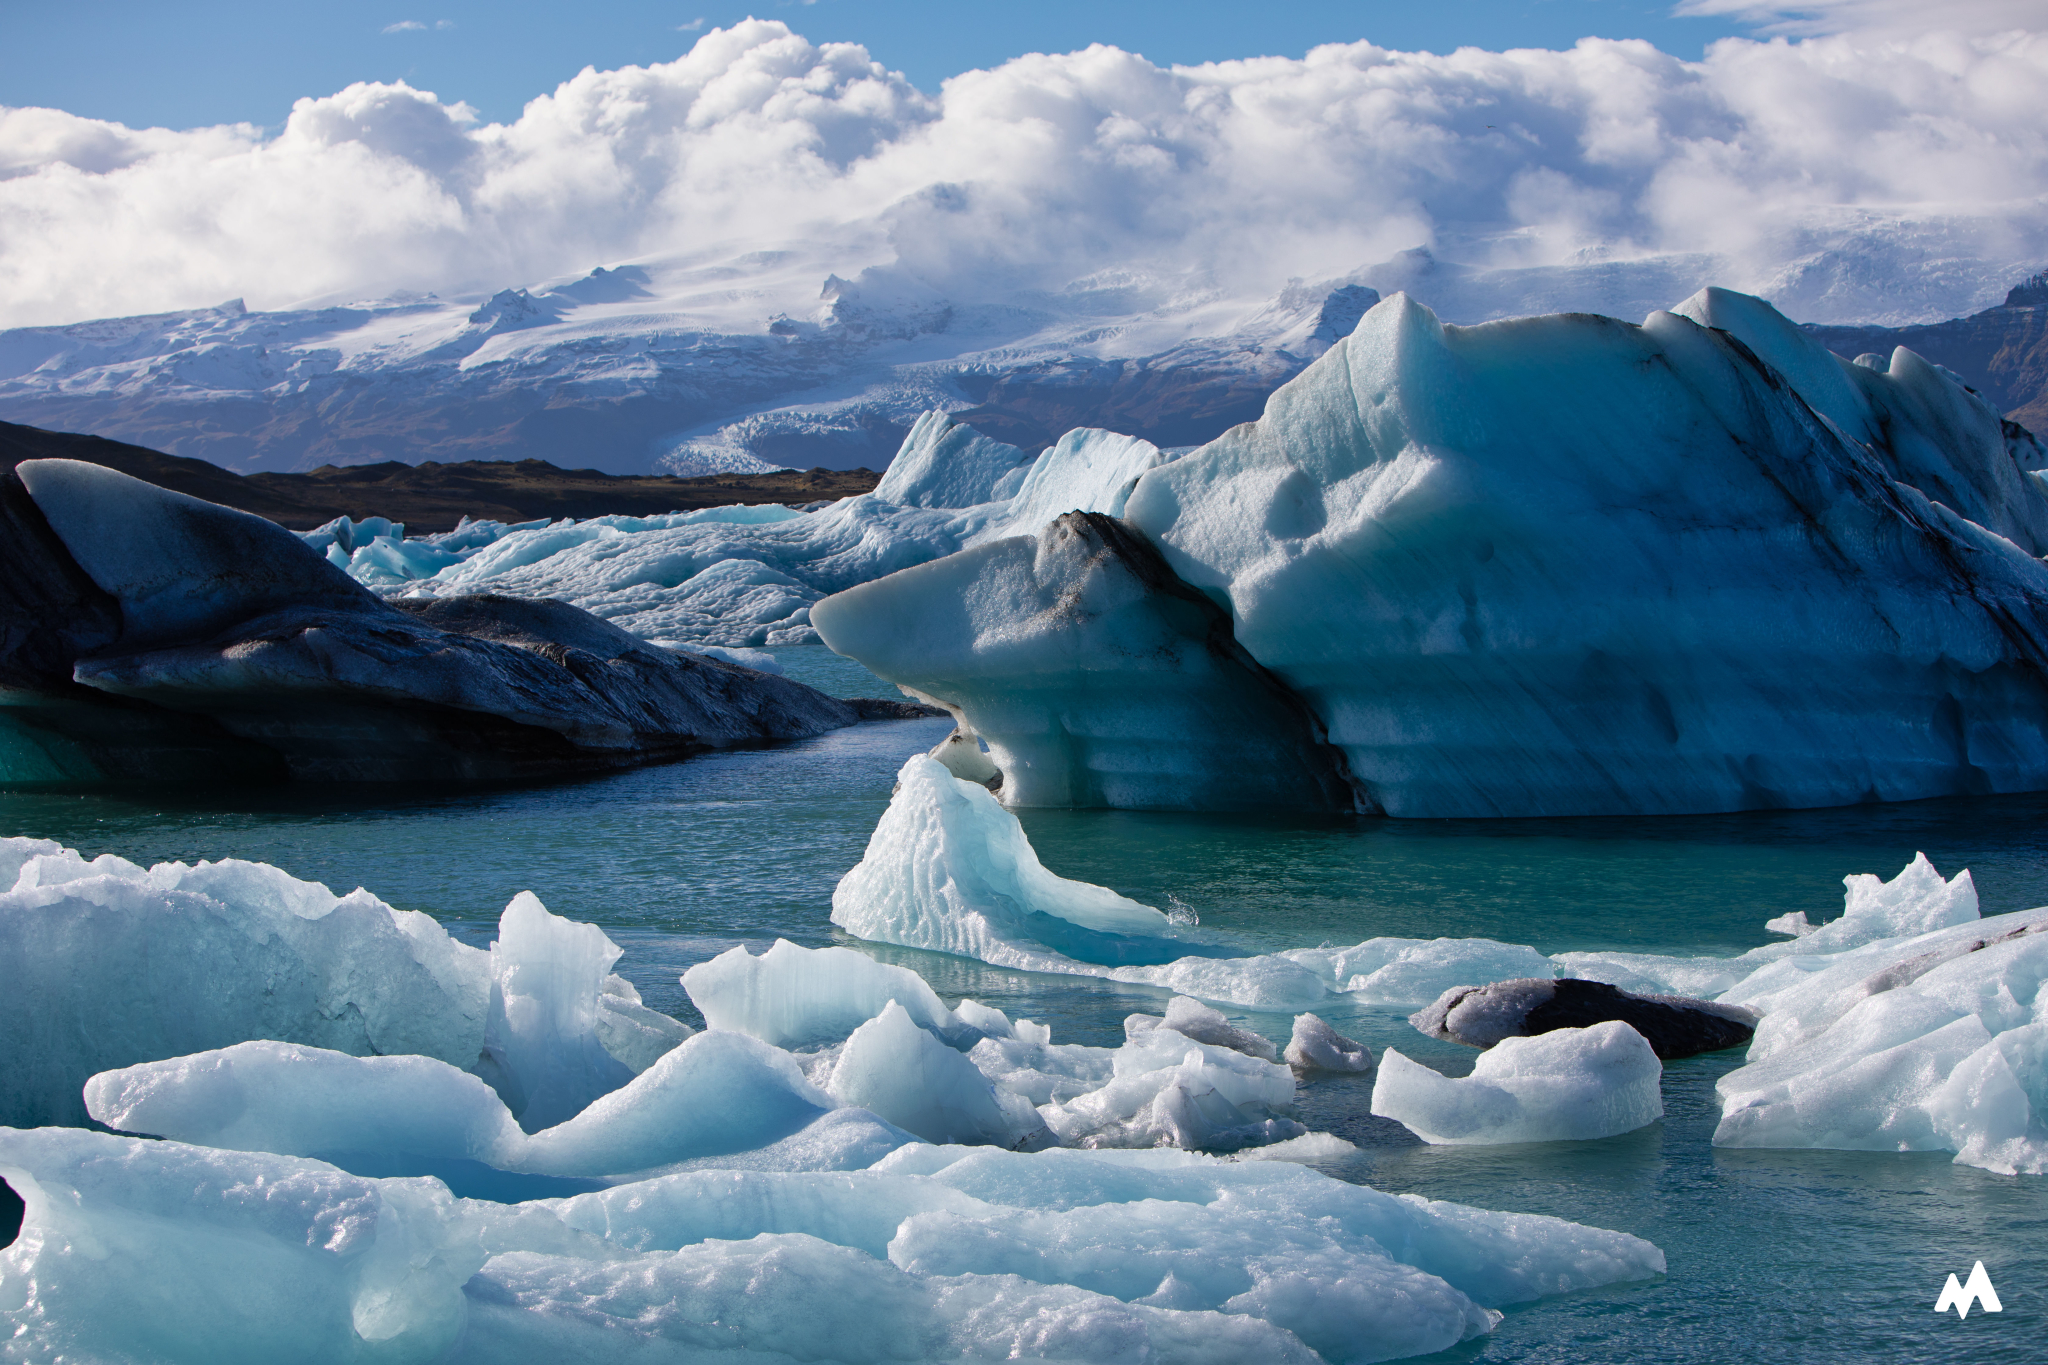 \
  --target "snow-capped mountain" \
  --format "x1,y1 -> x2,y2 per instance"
3,238 -> 2041,476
